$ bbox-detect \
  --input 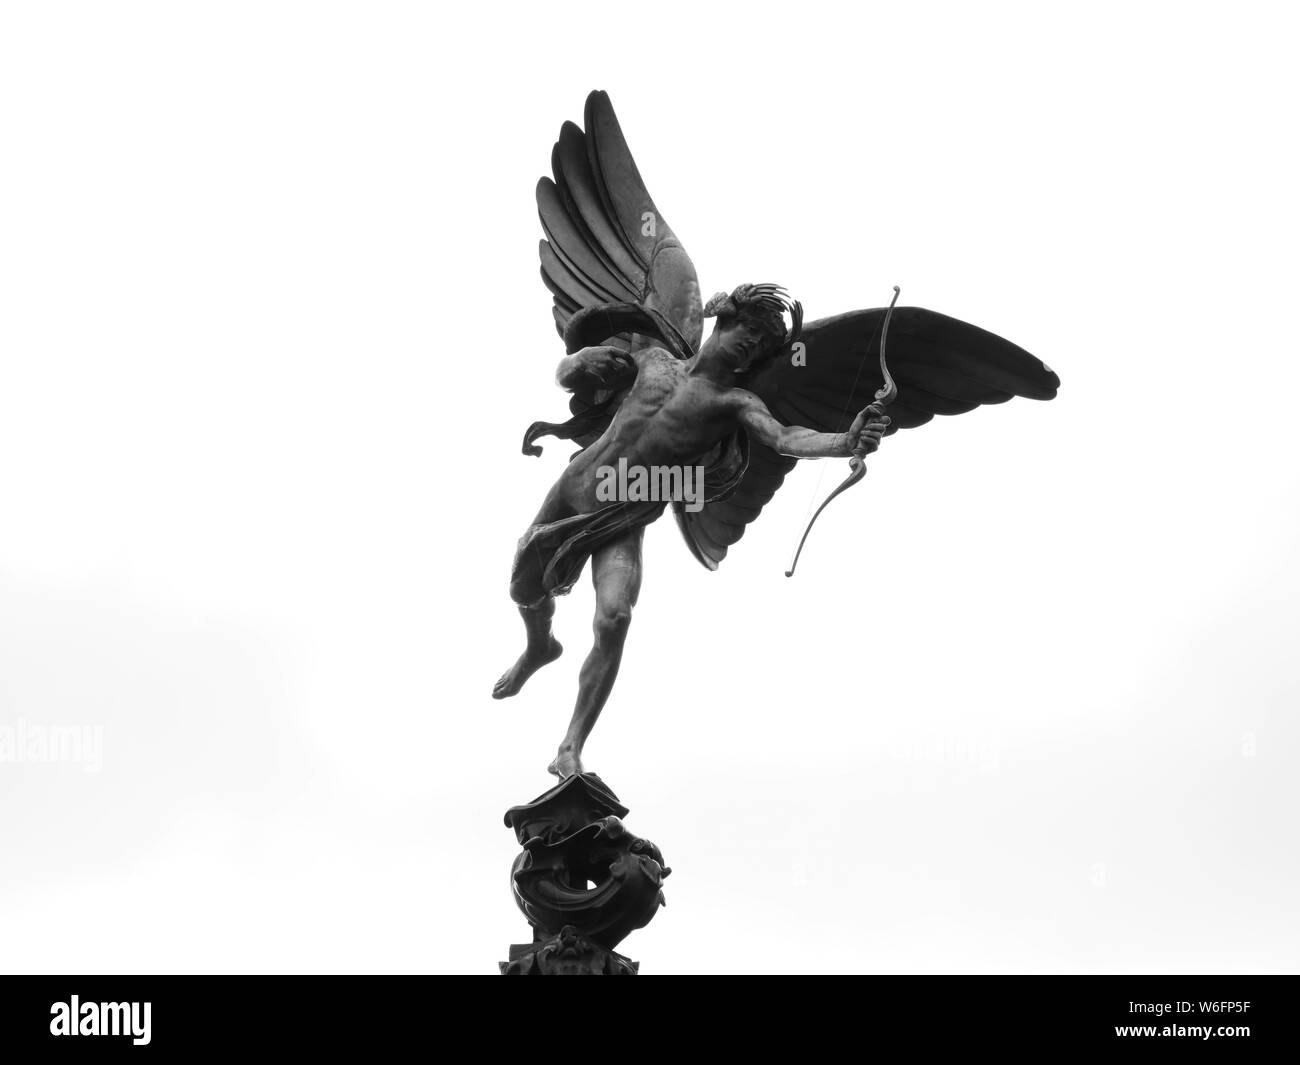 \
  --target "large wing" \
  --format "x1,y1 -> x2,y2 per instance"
528,90 -> 703,455
538,90 -> 702,354
674,307 -> 1059,568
